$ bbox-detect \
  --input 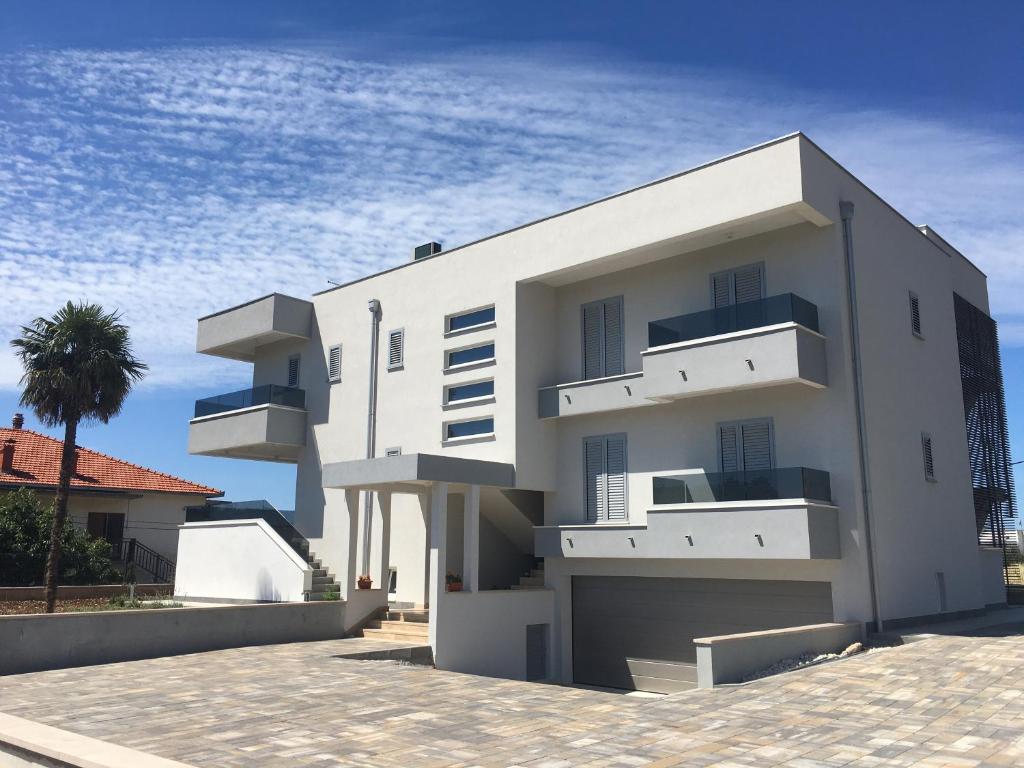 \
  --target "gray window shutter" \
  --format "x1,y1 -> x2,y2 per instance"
741,421 -> 772,470
922,433 -> 935,479
719,425 -> 739,473
602,297 -> 624,376
287,356 -> 300,387
711,271 -> 732,308
910,292 -> 922,336
328,345 -> 342,382
582,302 -> 604,380
584,437 -> 606,521
388,330 -> 404,369
733,264 -> 764,304
605,435 -> 627,521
